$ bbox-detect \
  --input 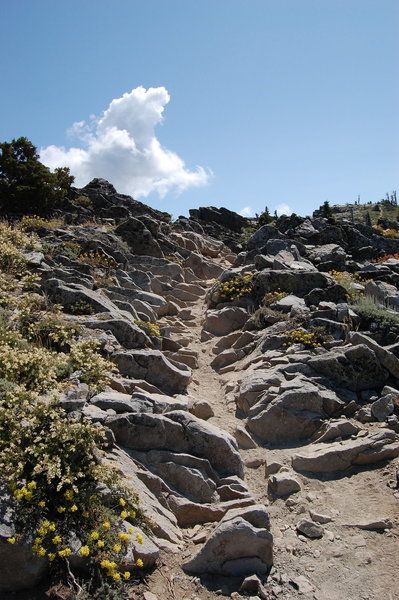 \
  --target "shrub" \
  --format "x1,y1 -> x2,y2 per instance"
350,295 -> 399,333
373,224 -> 399,238
164,254 -> 183,265
67,340 -> 116,388
67,300 -> 95,315
282,326 -> 332,349
73,195 -> 93,210
0,385 -> 145,585
42,241 -> 82,260
78,250 -> 118,273
328,270 -> 368,301
239,227 -> 256,246
21,215 -> 64,231
134,319 -> 161,338
251,306 -> 288,329
262,289 -> 288,307
25,315 -> 81,350
372,253 -> 399,263
213,274 -> 253,303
